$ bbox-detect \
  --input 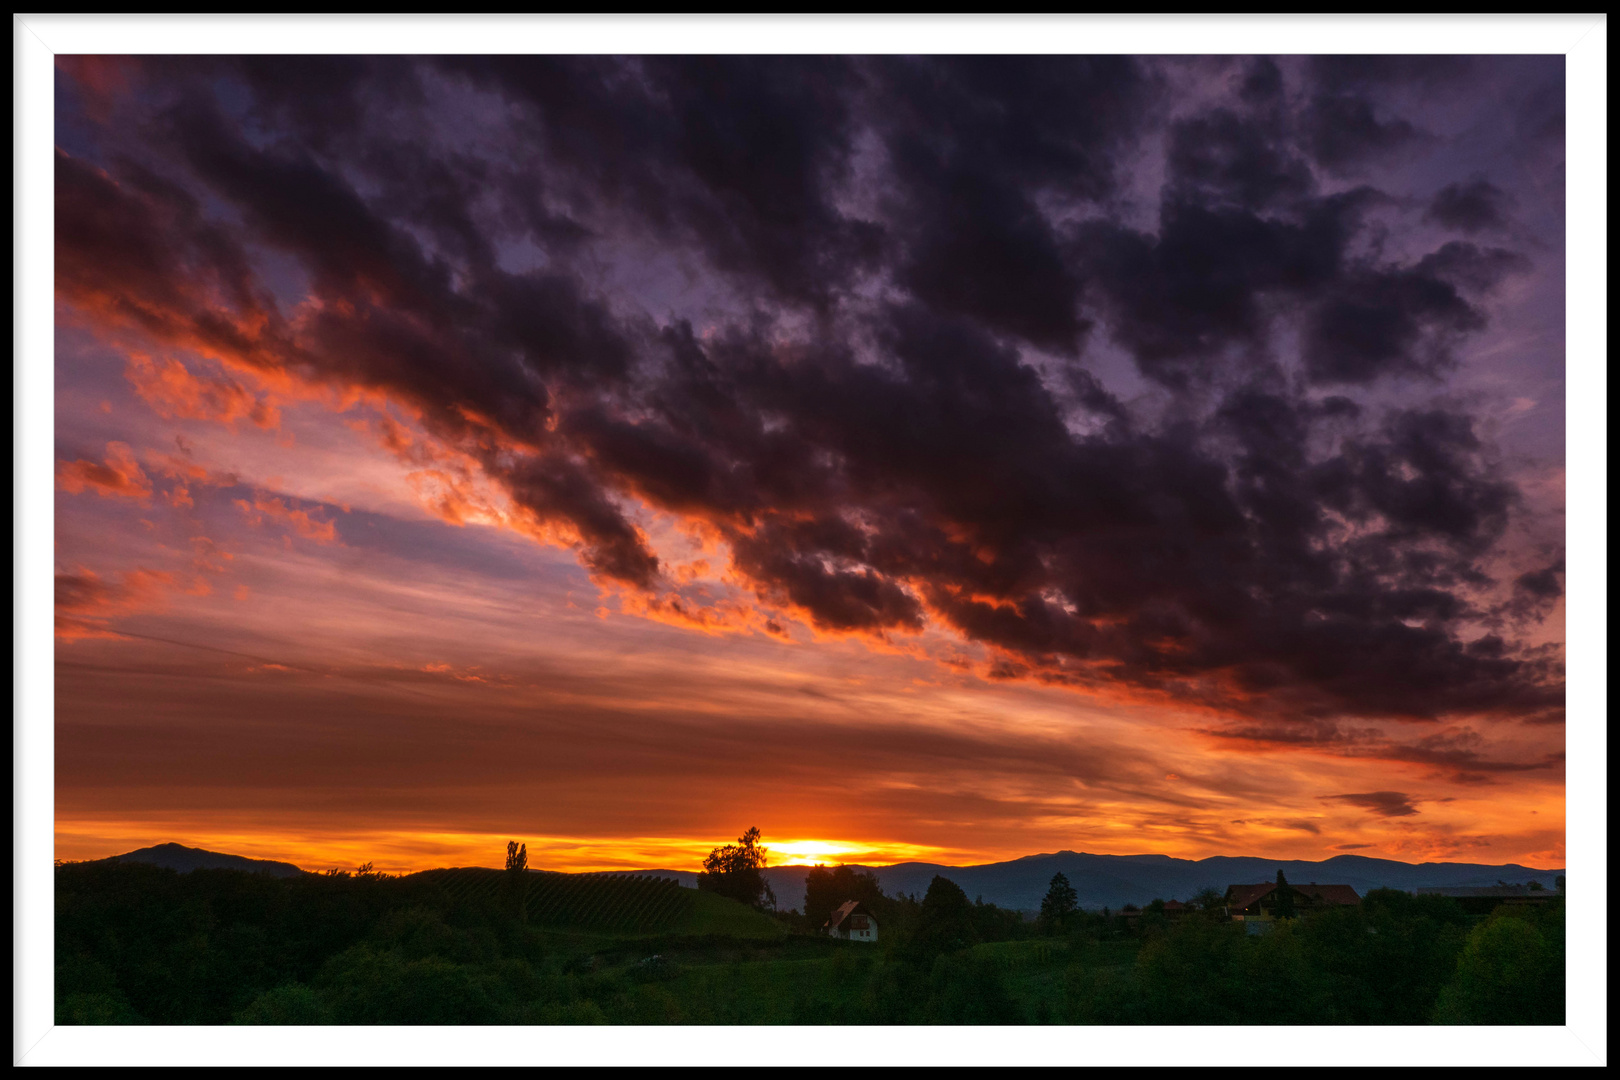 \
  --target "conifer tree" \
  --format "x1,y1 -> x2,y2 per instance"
1039,871 -> 1079,934
1274,868 -> 1296,919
